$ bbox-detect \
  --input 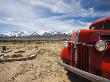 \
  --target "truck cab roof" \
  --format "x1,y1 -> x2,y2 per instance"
89,17 -> 110,30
